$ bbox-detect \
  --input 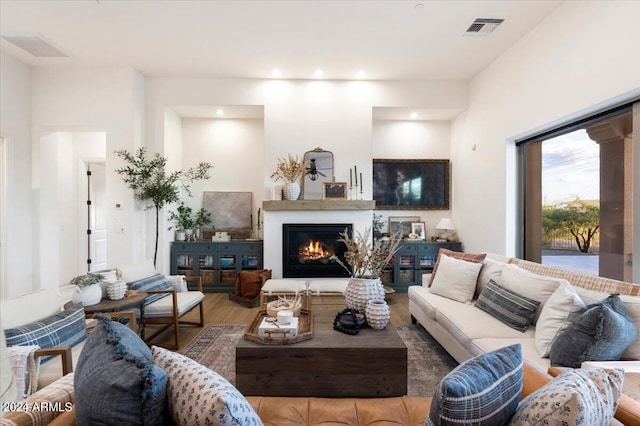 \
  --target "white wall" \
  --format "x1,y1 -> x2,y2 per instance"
180,117 -> 265,215
451,1 -> 640,256
30,68 -> 145,291
0,53 -> 32,298
147,78 -> 467,272
372,119 -> 452,237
